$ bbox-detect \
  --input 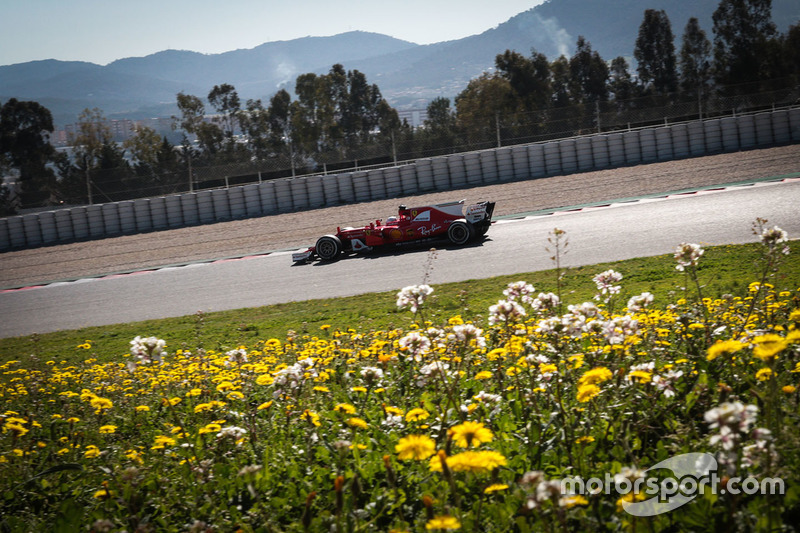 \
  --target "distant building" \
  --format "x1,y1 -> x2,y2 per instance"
397,108 -> 428,128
